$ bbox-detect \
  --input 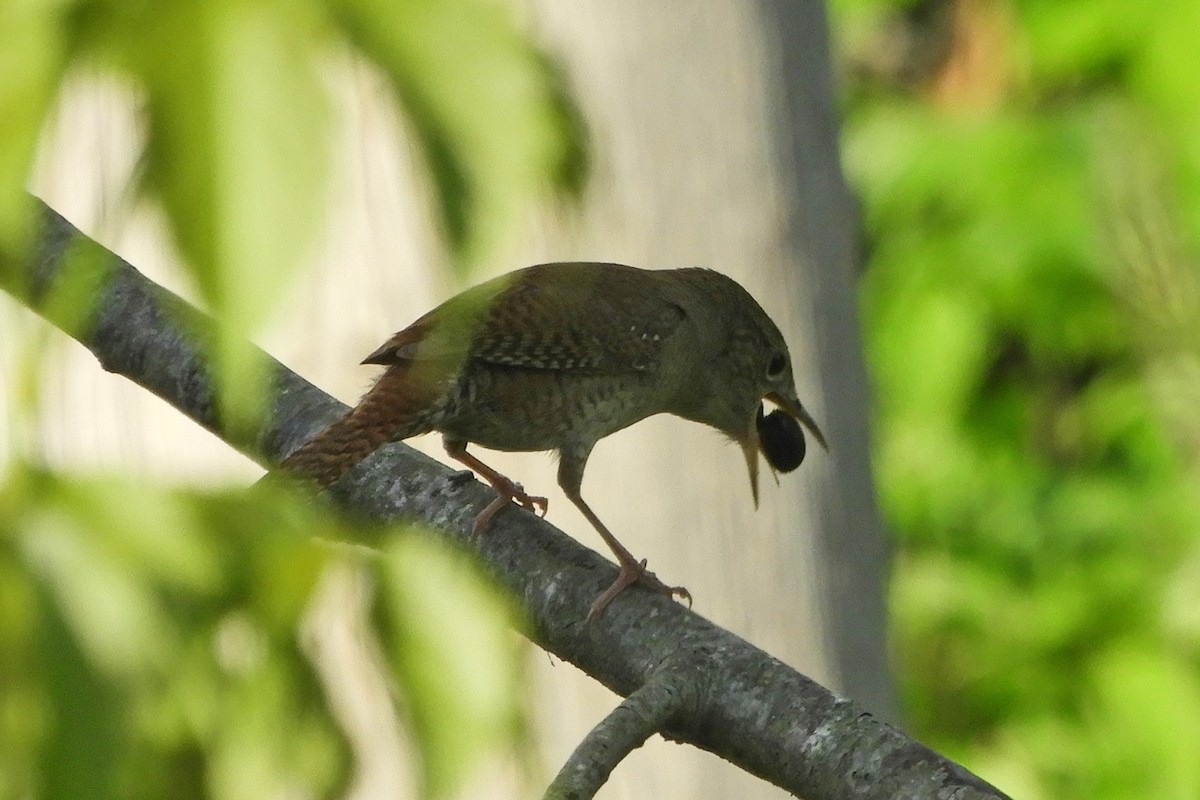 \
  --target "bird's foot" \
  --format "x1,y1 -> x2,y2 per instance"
471,477 -> 549,536
587,559 -> 691,621
509,481 -> 549,517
